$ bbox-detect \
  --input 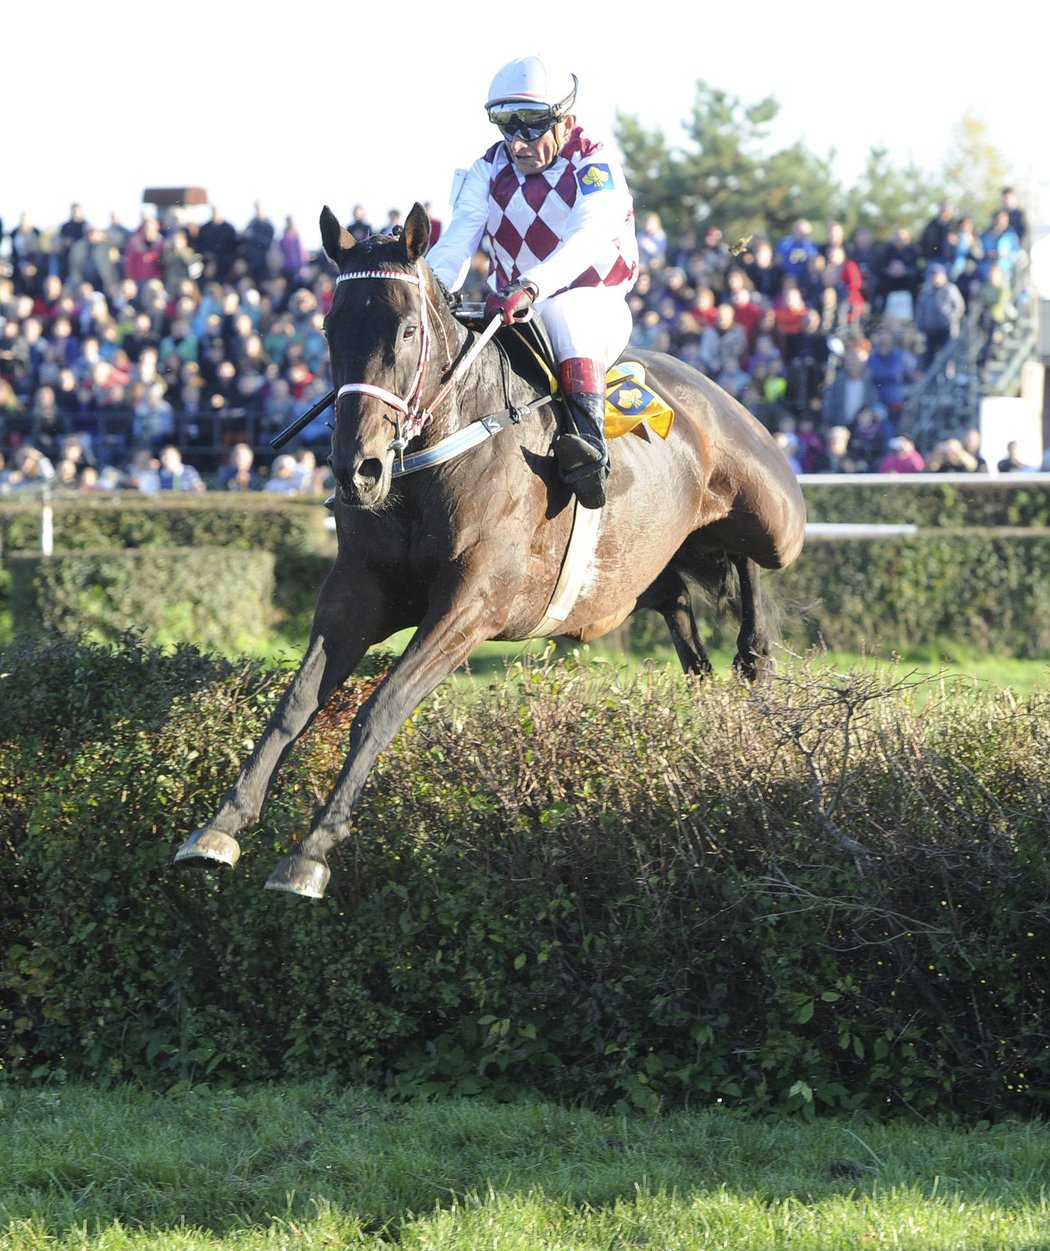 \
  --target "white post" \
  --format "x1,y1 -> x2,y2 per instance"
41,484 -> 53,556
